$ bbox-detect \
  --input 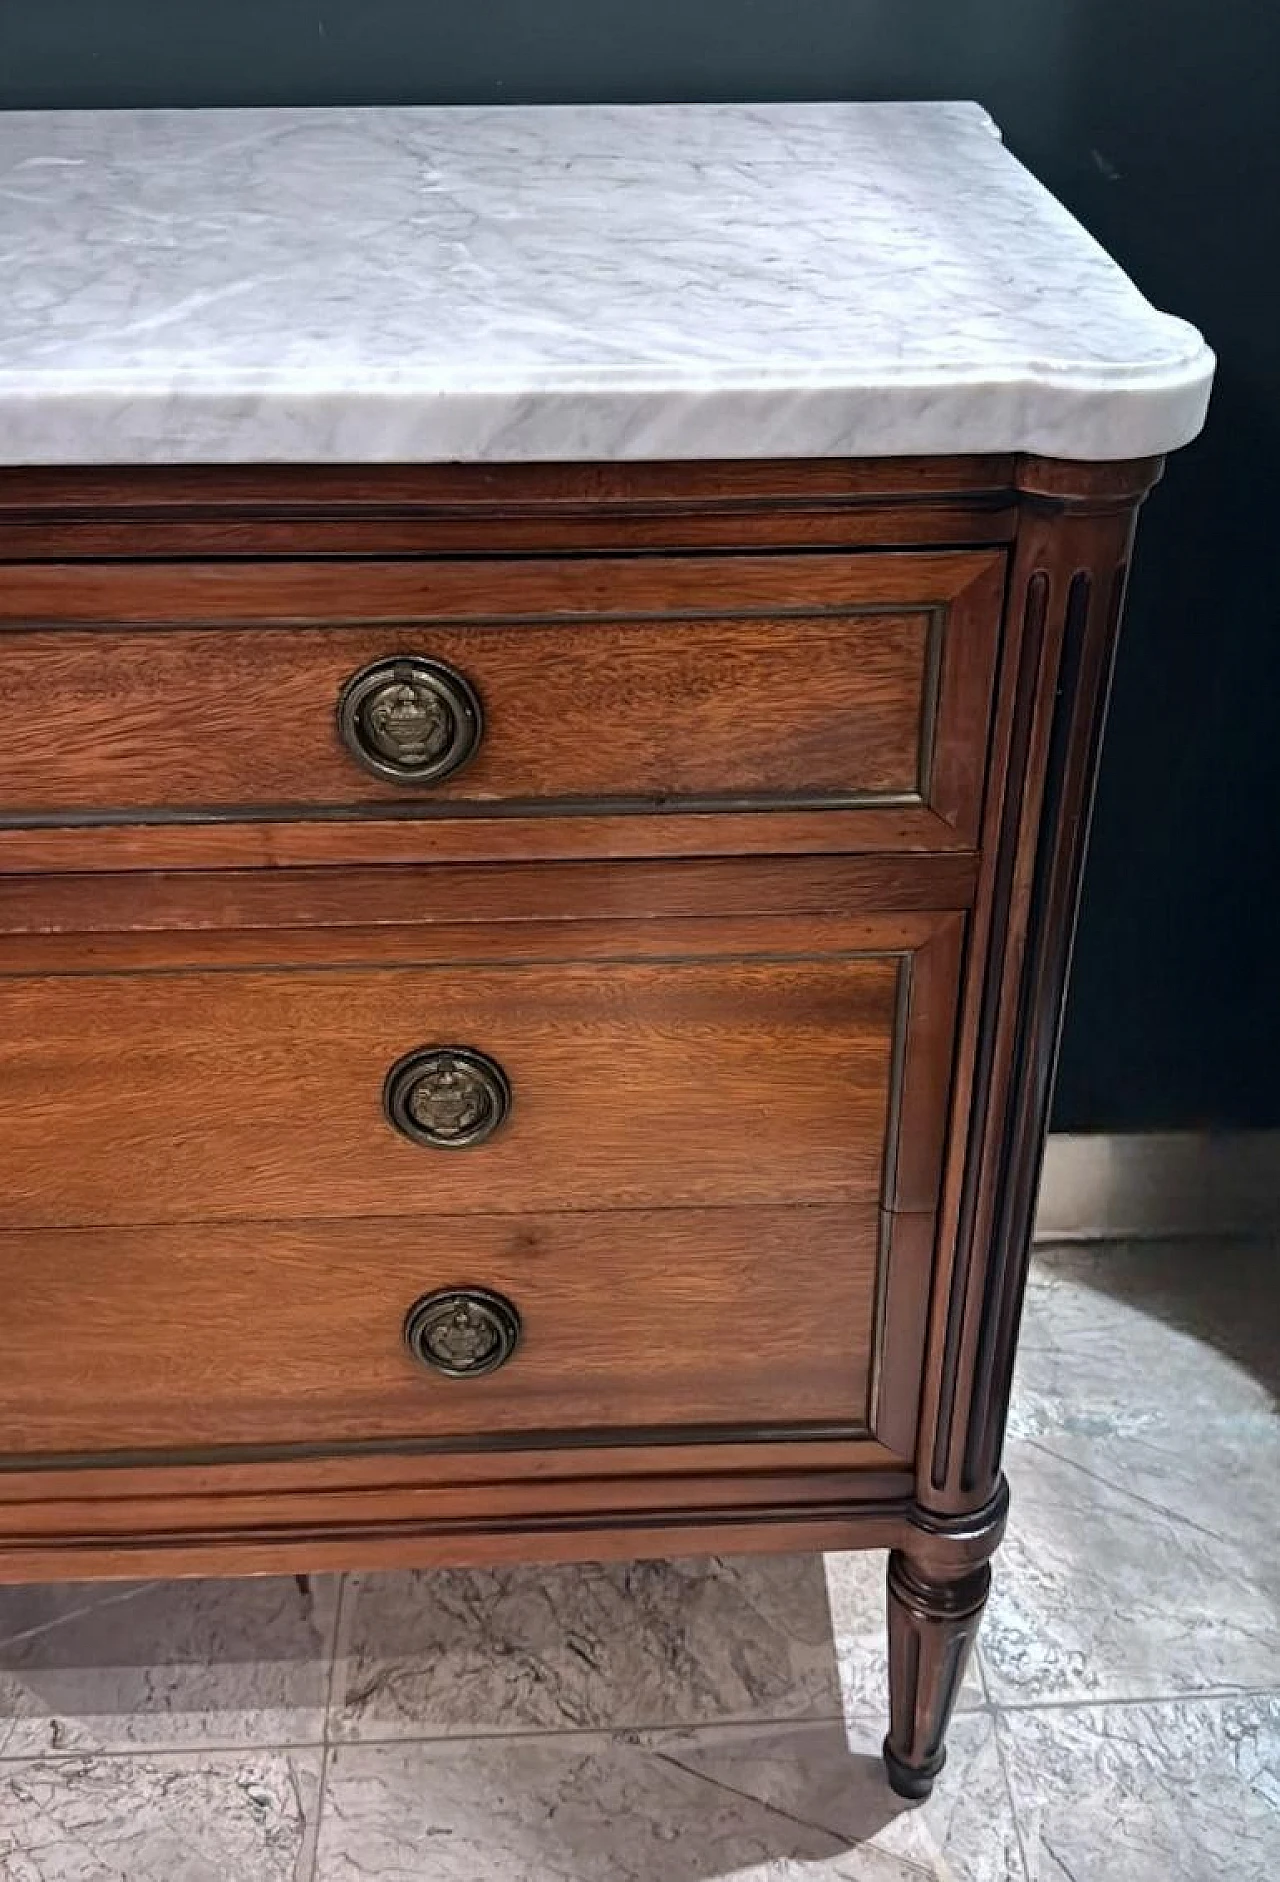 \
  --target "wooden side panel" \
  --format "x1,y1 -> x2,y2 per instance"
917,455 -> 1163,1519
